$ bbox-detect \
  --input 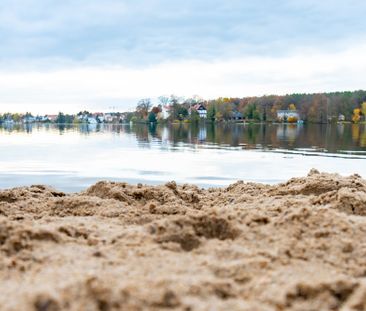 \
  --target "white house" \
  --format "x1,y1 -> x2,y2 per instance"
23,115 -> 36,123
87,117 -> 98,124
37,115 -> 50,122
96,115 -> 105,123
338,114 -> 345,121
92,113 -> 105,123
190,104 -> 207,118
46,115 -> 58,122
104,113 -> 116,123
277,110 -> 299,122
